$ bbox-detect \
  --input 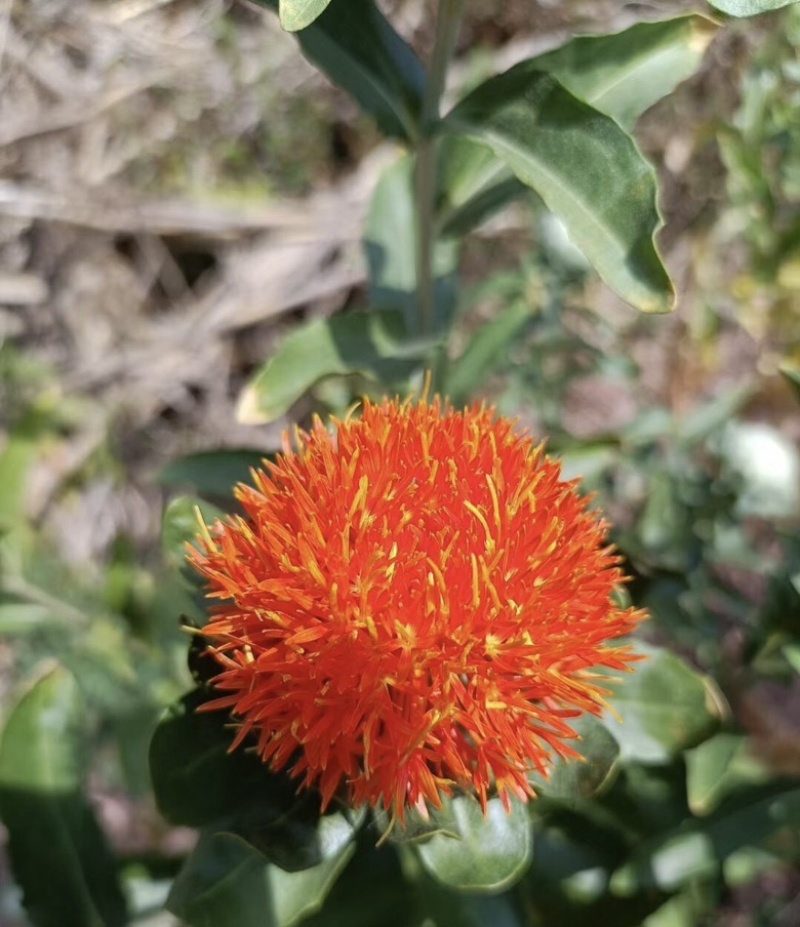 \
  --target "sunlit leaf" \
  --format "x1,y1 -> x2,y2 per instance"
416,795 -> 532,892
437,16 -> 715,238
600,643 -> 722,763
530,16 -> 717,131
236,311 -> 432,425
0,666 -> 127,927
279,0 -> 333,32
707,0 -> 799,14
445,70 -> 674,313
